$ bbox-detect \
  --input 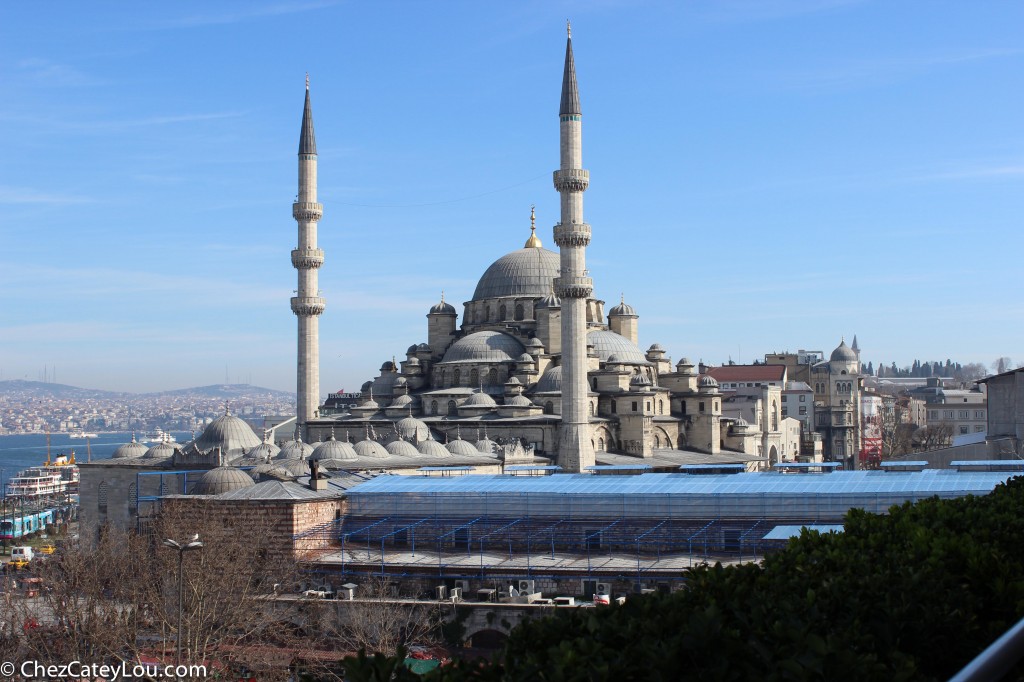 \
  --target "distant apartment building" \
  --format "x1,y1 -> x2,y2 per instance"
912,377 -> 987,437
979,368 -> 1024,443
